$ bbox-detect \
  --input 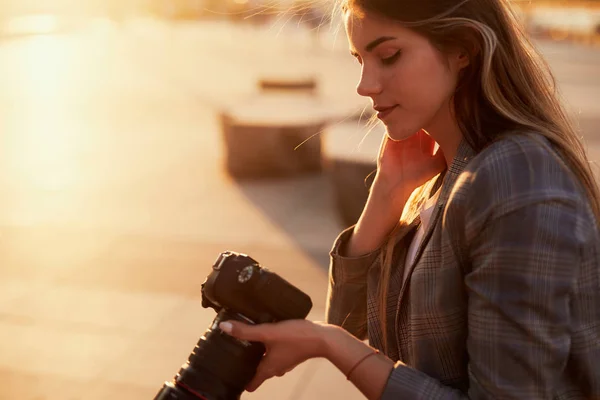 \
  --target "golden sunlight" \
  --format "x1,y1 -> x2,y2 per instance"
7,35 -> 79,193
4,15 -> 60,36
